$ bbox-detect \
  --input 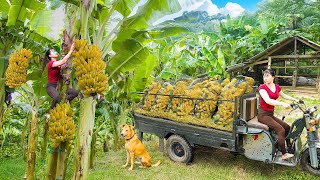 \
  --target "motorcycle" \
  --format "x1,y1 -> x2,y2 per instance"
242,100 -> 320,176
